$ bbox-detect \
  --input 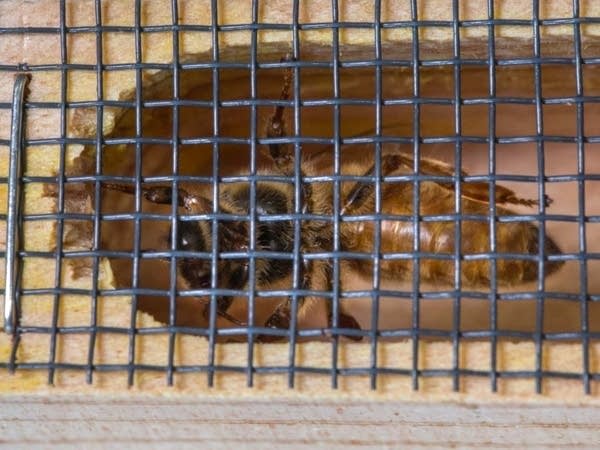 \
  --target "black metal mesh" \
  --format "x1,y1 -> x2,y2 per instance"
1,0 -> 598,393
